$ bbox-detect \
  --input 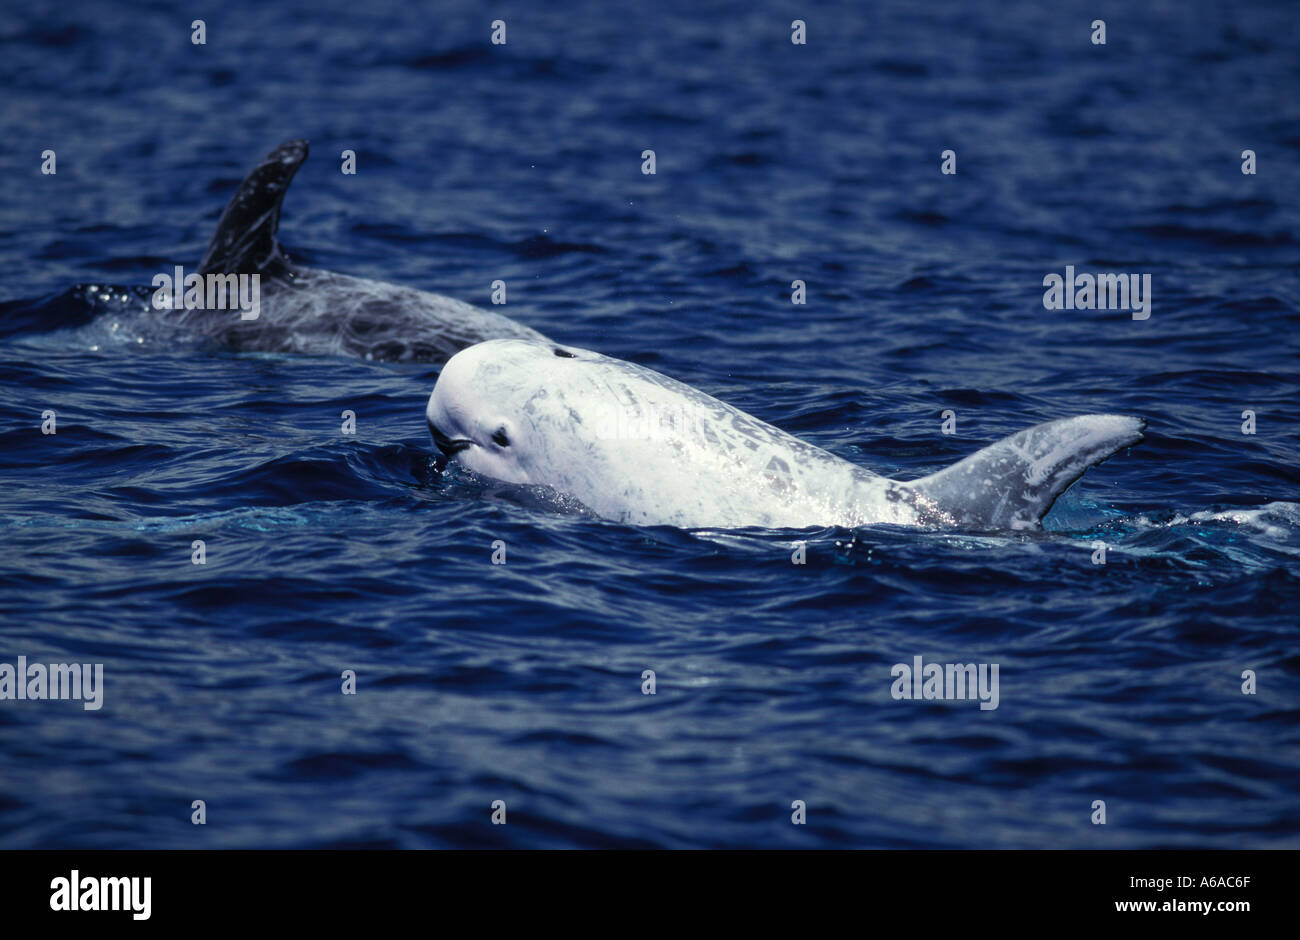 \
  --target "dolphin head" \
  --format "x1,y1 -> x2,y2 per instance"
425,338 -> 597,484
